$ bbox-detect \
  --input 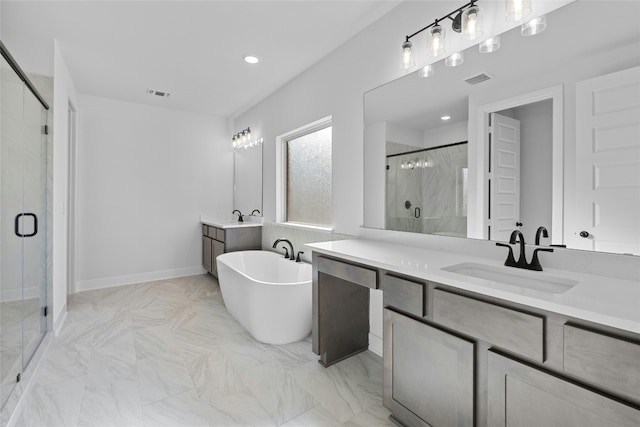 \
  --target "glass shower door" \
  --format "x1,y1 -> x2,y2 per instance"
0,54 -> 48,409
